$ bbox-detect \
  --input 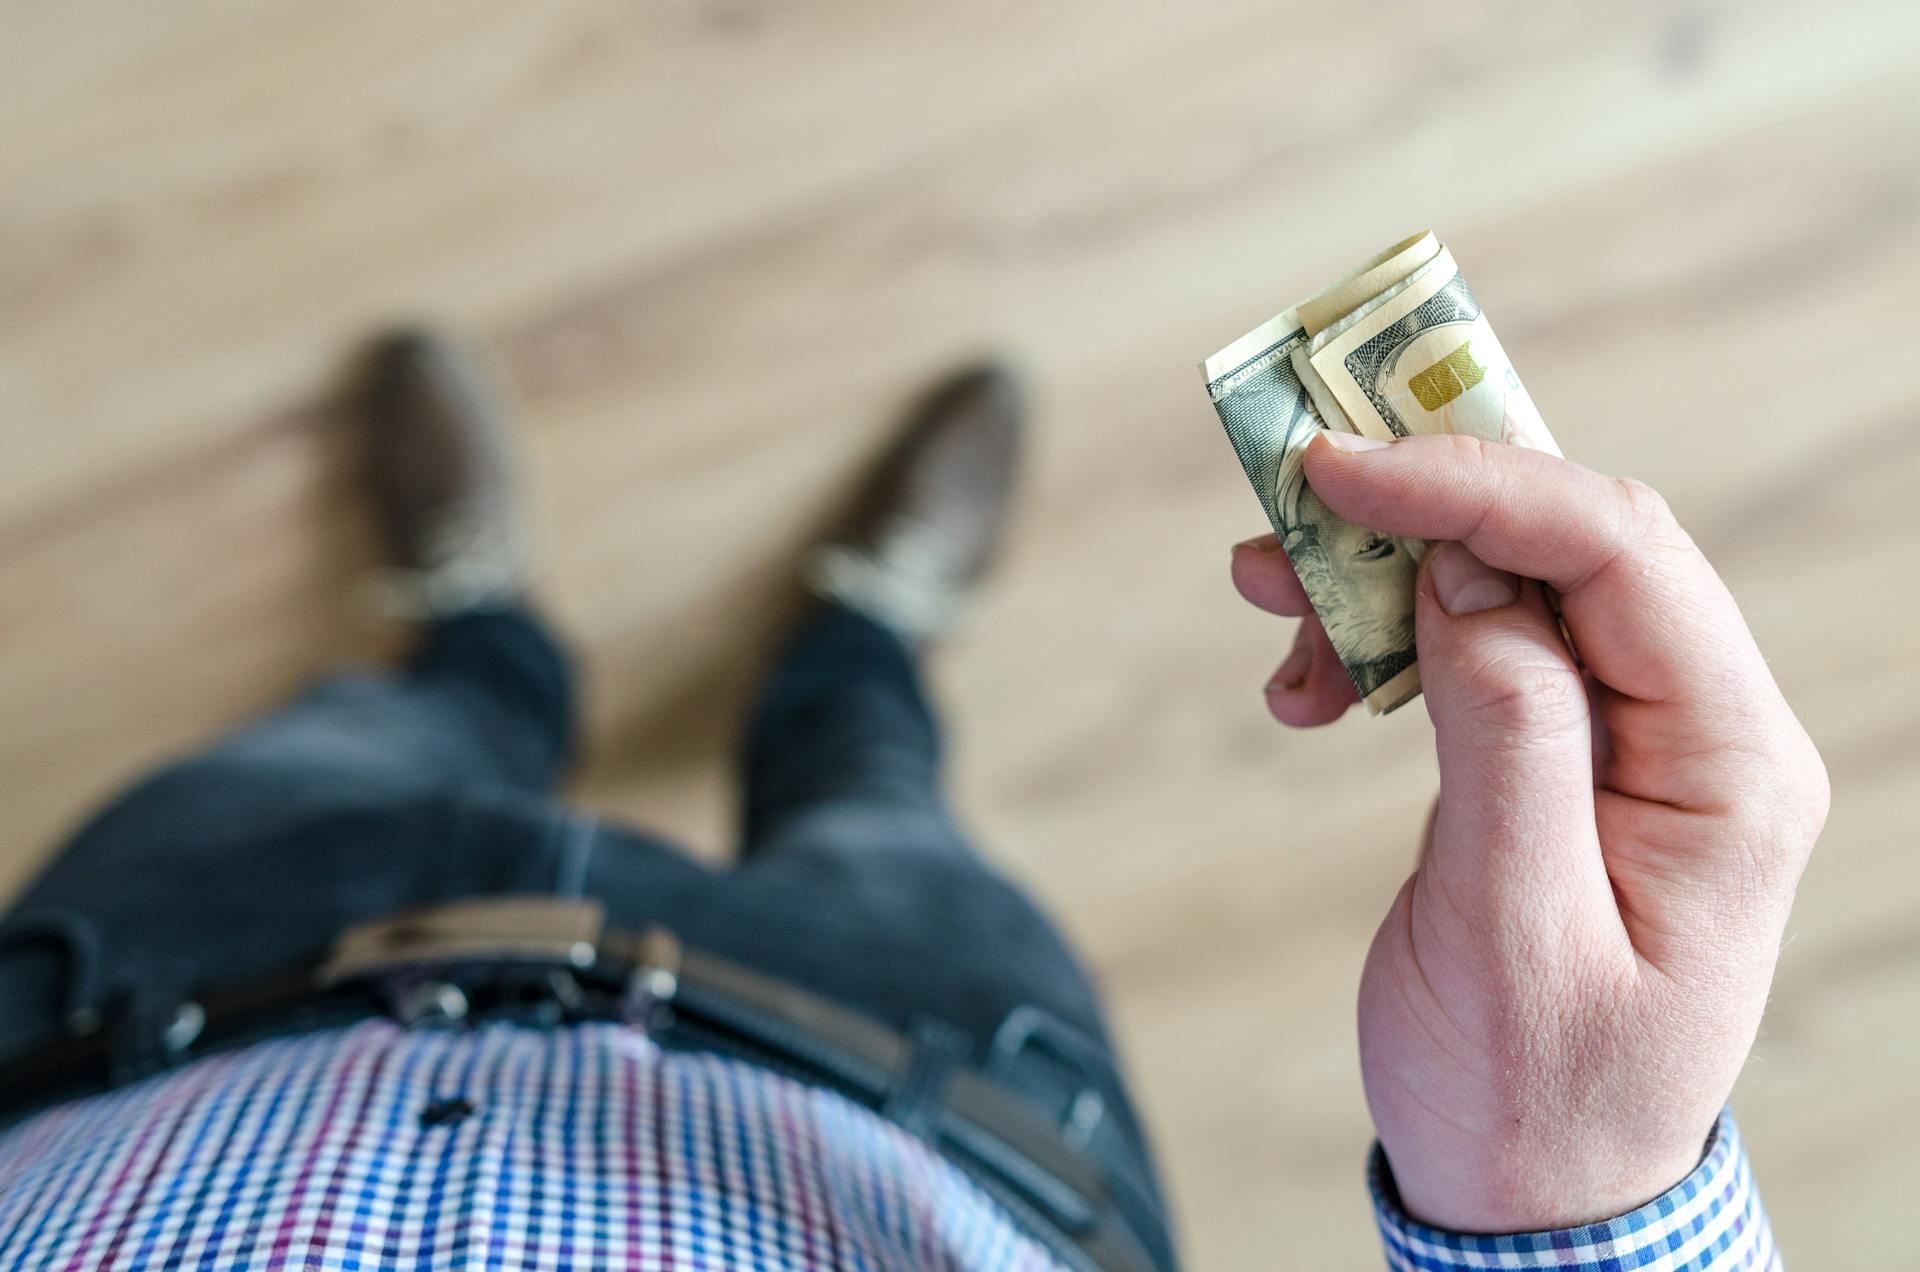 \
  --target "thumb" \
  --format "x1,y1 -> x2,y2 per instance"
1415,542 -> 1613,943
